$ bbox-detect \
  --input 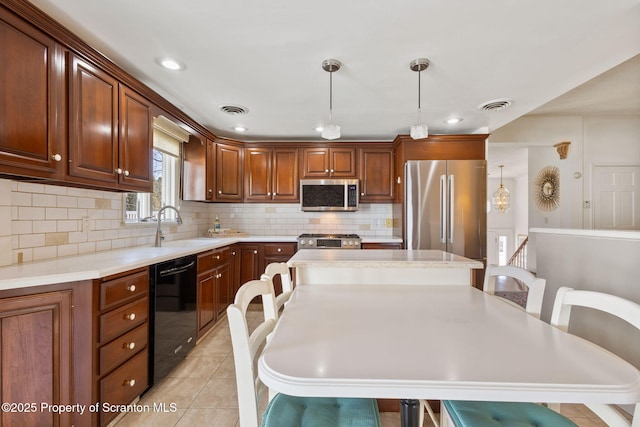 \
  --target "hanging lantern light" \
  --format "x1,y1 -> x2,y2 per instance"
492,165 -> 510,213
